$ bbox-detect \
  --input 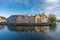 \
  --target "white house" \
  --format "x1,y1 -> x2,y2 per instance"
0,16 -> 6,22
16,14 -> 29,23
